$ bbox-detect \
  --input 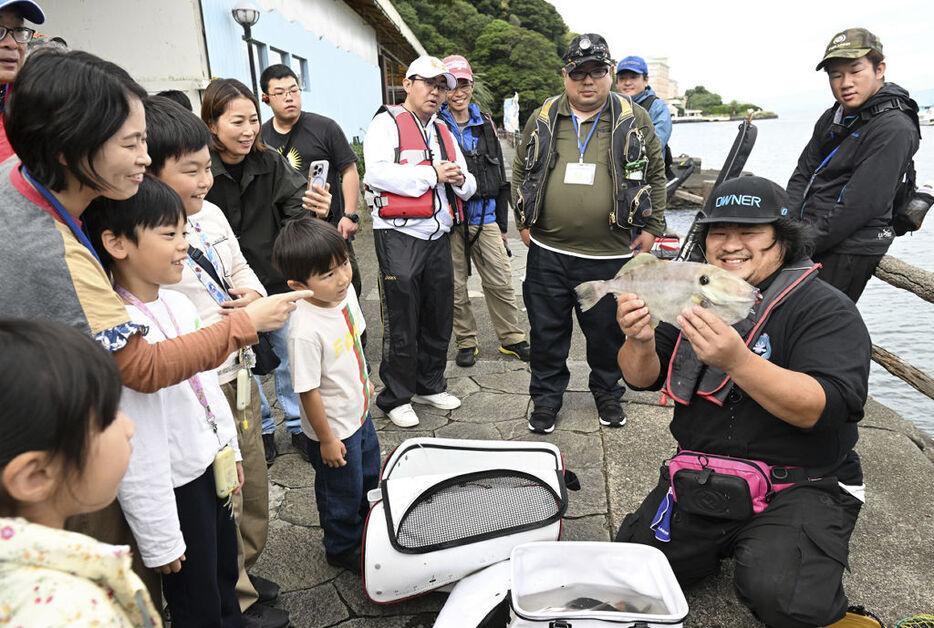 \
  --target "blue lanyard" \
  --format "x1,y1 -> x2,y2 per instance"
570,101 -> 607,163
21,167 -> 102,265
